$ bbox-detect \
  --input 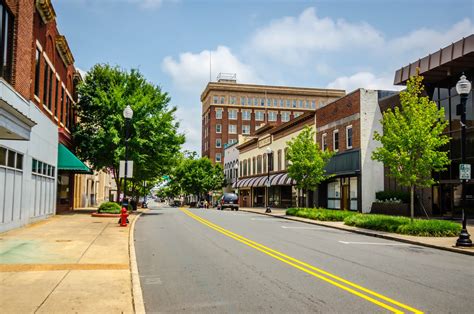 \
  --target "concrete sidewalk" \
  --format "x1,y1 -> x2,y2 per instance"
240,207 -> 474,256
0,210 -> 140,313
